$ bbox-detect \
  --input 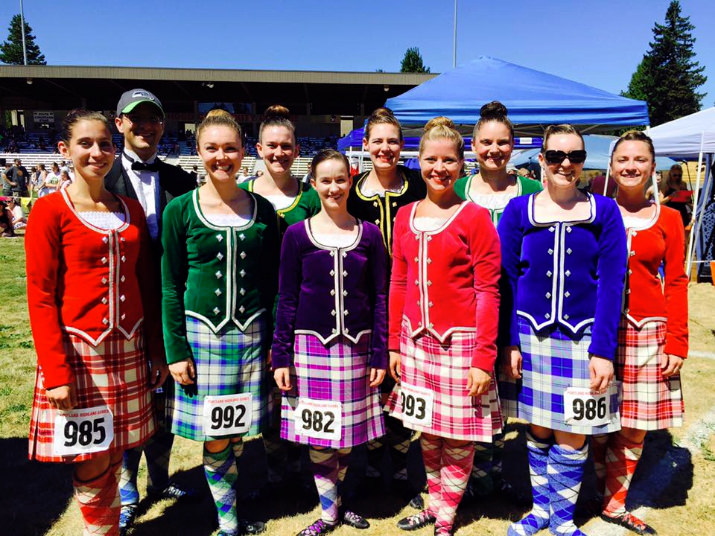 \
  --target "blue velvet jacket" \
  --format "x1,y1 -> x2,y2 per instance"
497,193 -> 627,360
